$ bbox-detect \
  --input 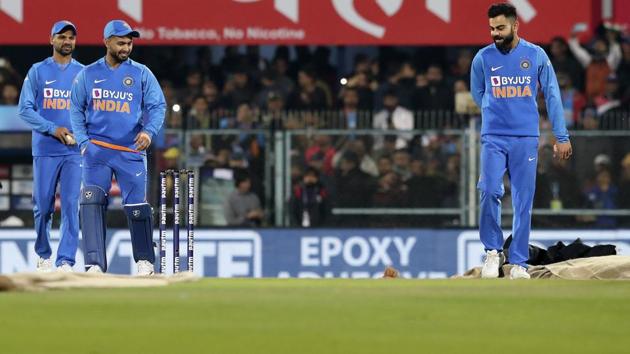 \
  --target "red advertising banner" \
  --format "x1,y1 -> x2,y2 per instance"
0,0 -> 594,45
